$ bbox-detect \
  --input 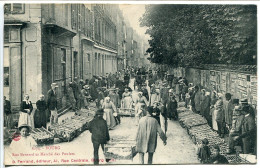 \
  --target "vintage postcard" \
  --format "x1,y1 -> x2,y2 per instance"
2,2 -> 257,166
